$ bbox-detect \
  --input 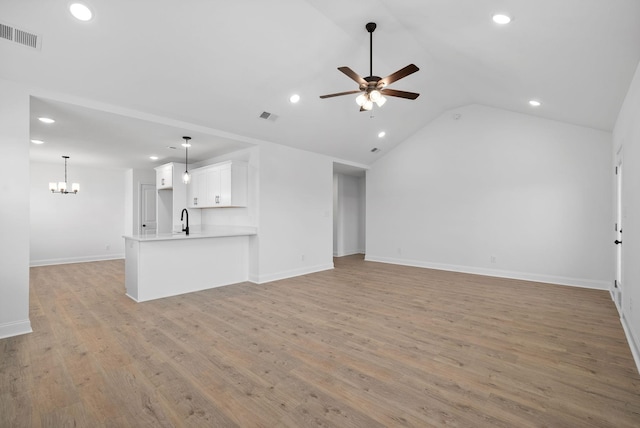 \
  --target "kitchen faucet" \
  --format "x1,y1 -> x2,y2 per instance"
181,208 -> 189,235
